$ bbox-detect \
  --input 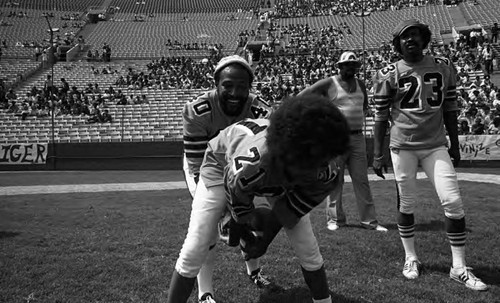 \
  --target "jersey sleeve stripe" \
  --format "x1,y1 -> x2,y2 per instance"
183,143 -> 207,150
183,135 -> 209,142
185,152 -> 205,158
287,192 -> 315,217
375,104 -> 390,111
374,95 -> 391,100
